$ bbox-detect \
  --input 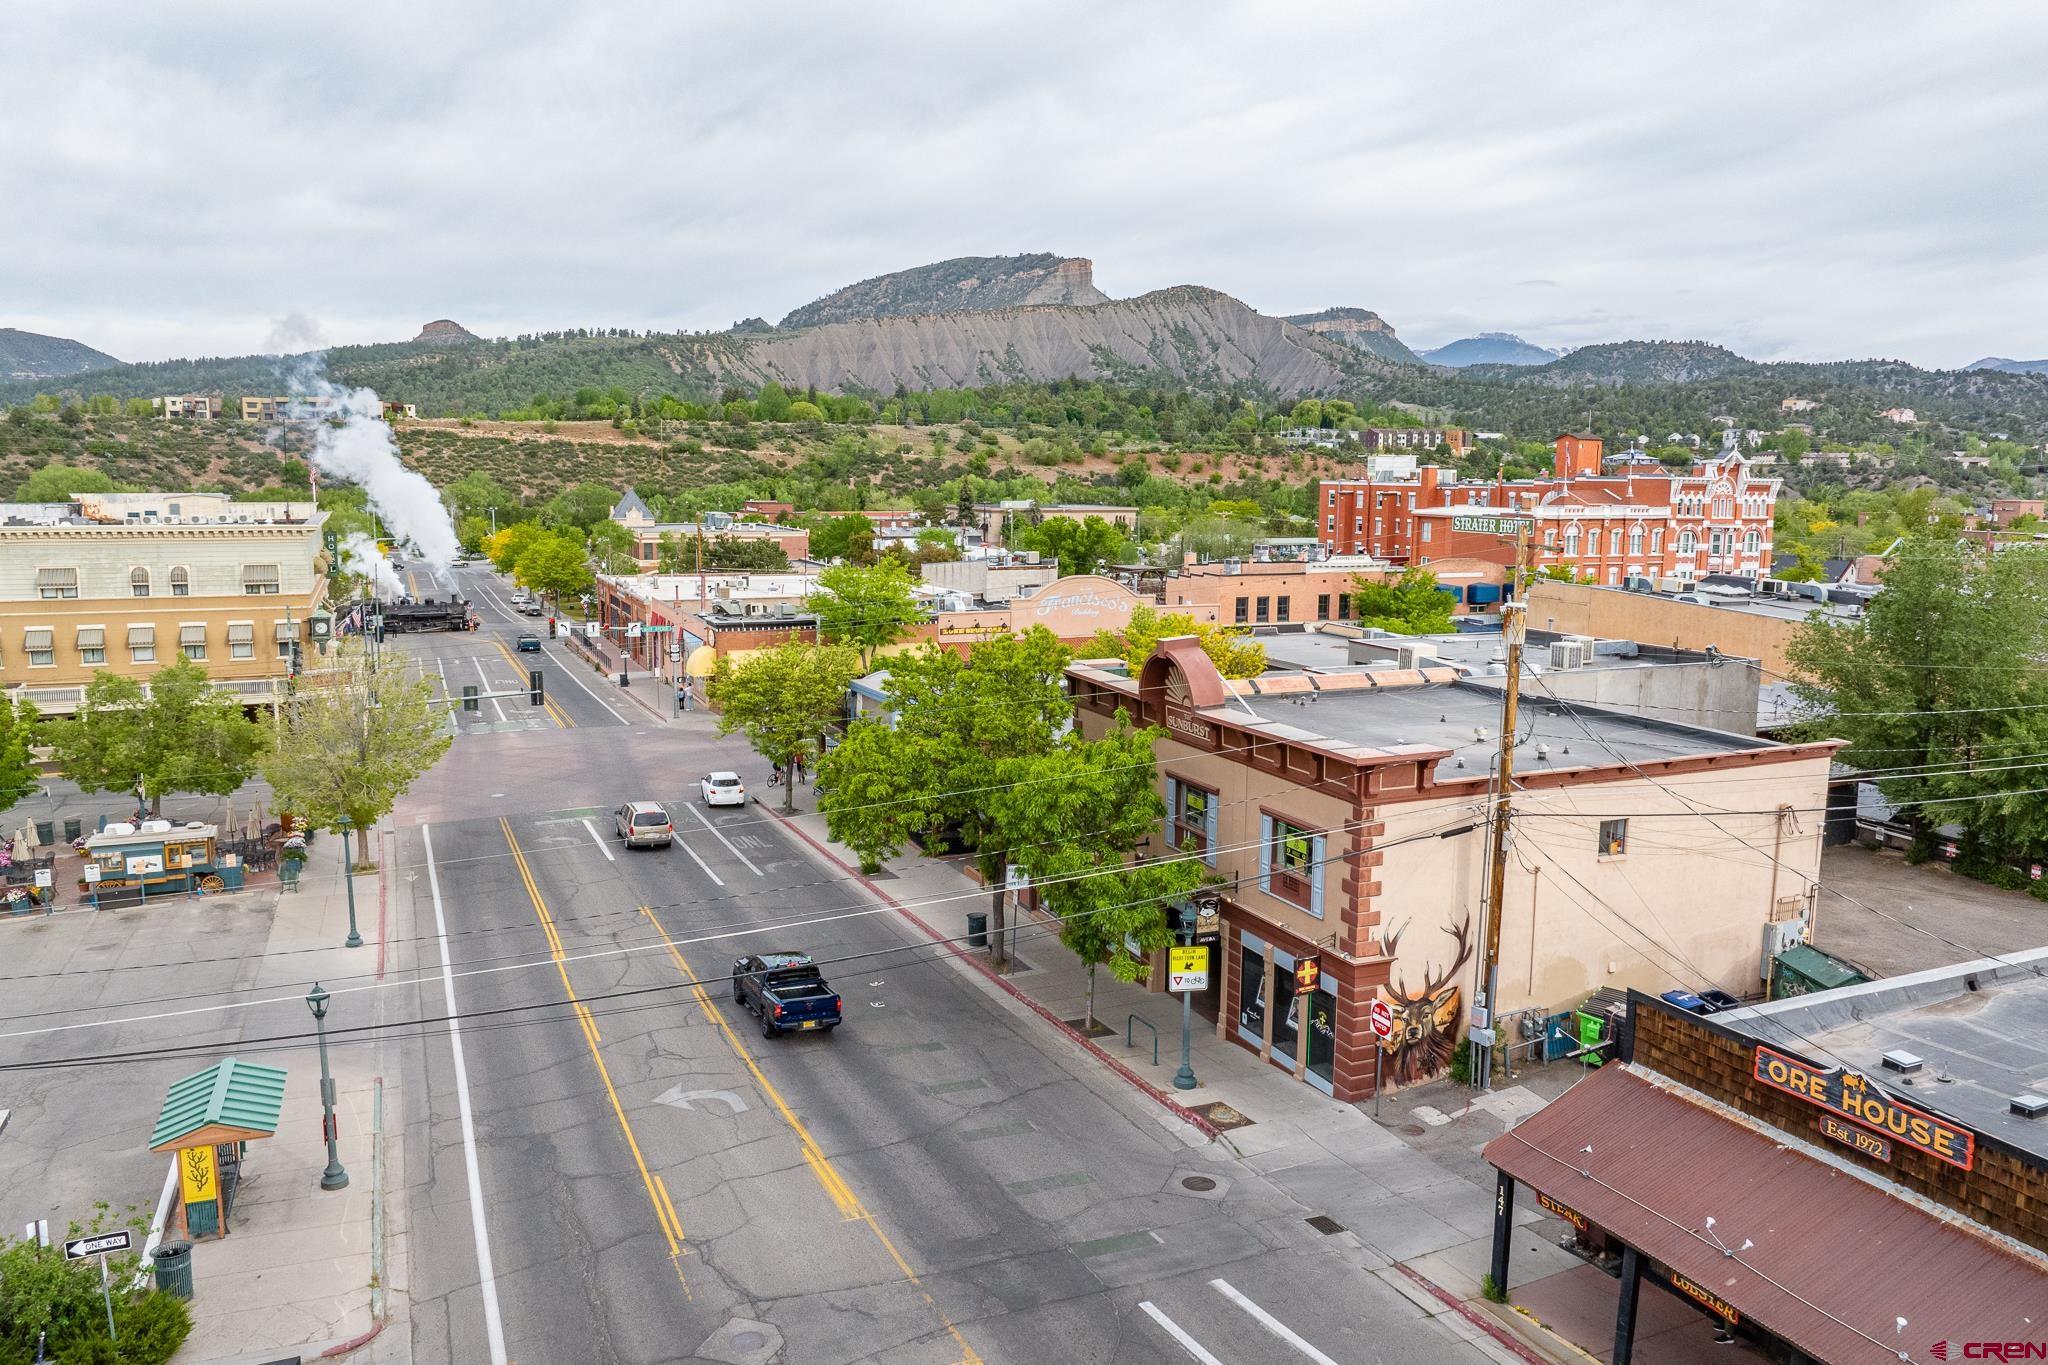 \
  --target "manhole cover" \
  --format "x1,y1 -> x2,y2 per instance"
1181,1175 -> 1218,1192
731,1330 -> 768,1351
1306,1214 -> 1345,1235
